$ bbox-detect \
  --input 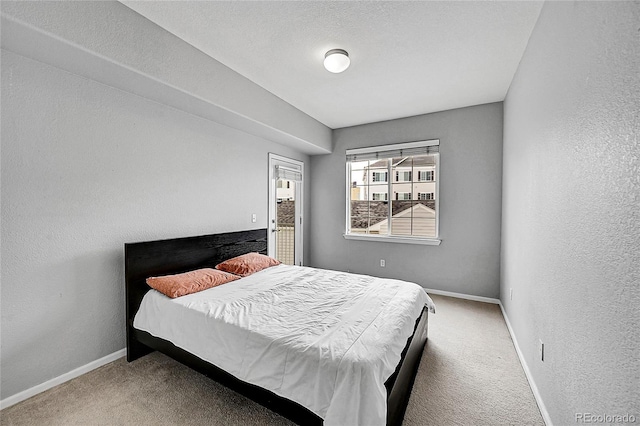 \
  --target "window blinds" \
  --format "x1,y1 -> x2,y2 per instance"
345,139 -> 439,162
275,165 -> 302,182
